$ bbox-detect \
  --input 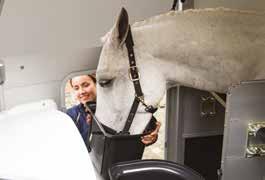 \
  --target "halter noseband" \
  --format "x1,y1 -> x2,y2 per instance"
121,25 -> 157,134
